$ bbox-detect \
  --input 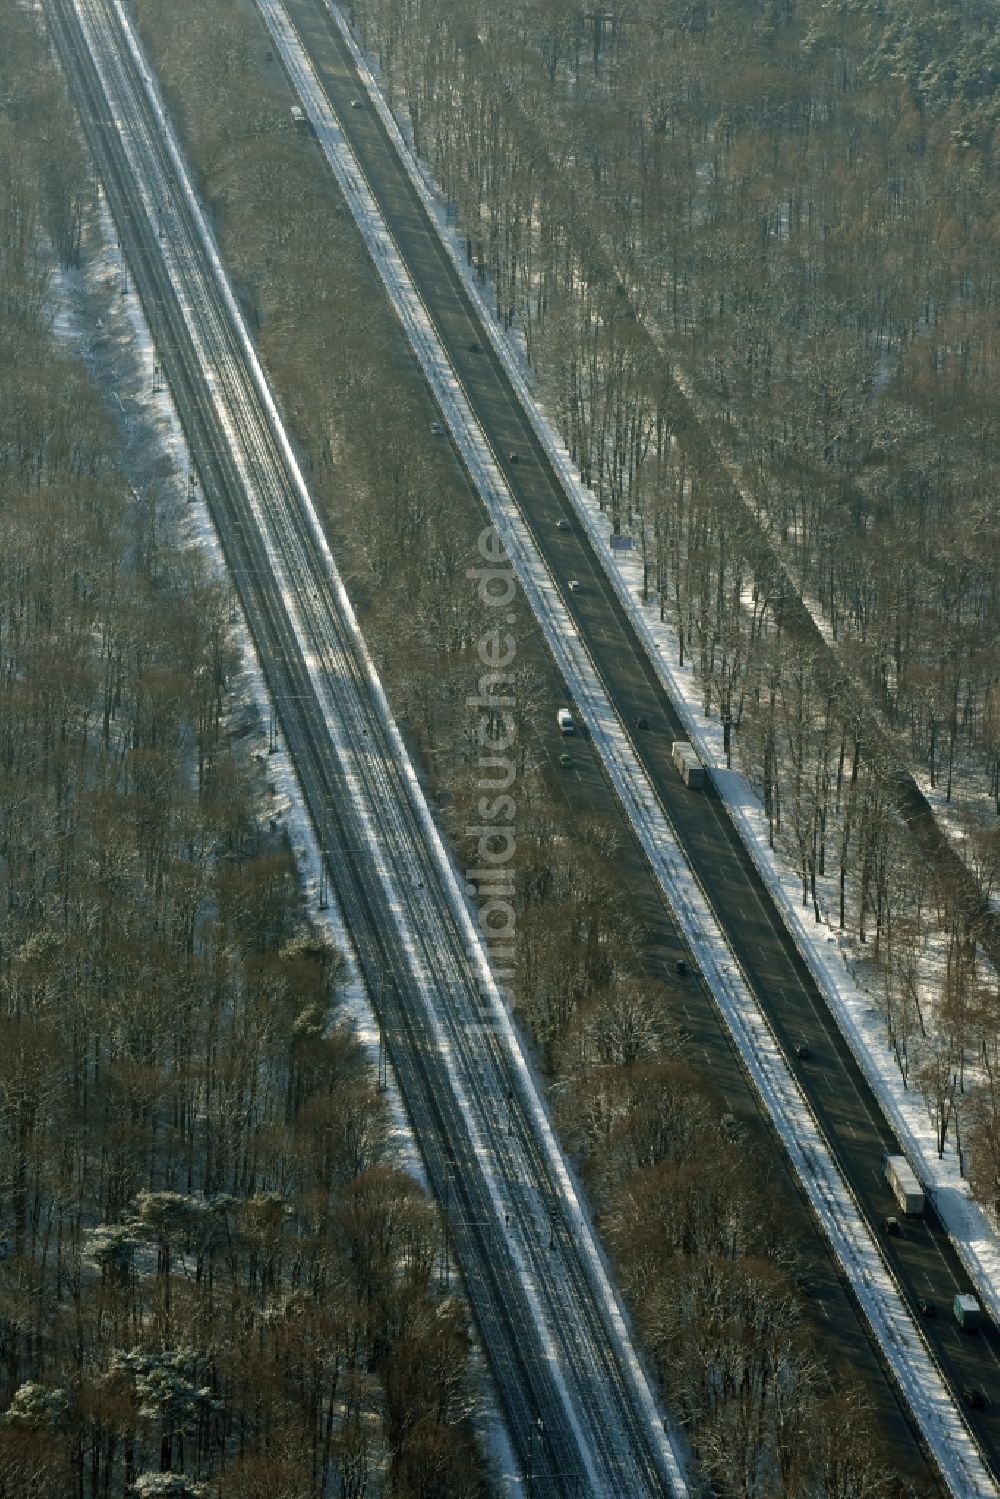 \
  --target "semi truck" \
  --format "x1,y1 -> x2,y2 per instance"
884,1154 -> 925,1216
672,741 -> 705,789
